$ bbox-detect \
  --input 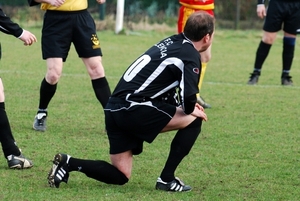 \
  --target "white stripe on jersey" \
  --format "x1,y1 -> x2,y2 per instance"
134,57 -> 184,99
